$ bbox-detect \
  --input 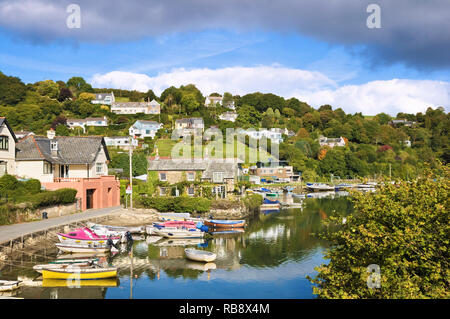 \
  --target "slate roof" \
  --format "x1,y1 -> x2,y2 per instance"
16,135 -> 109,164
147,159 -> 237,179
